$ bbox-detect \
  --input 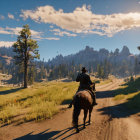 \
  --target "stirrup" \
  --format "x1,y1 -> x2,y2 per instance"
92,102 -> 98,106
94,102 -> 98,105
68,104 -> 72,108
